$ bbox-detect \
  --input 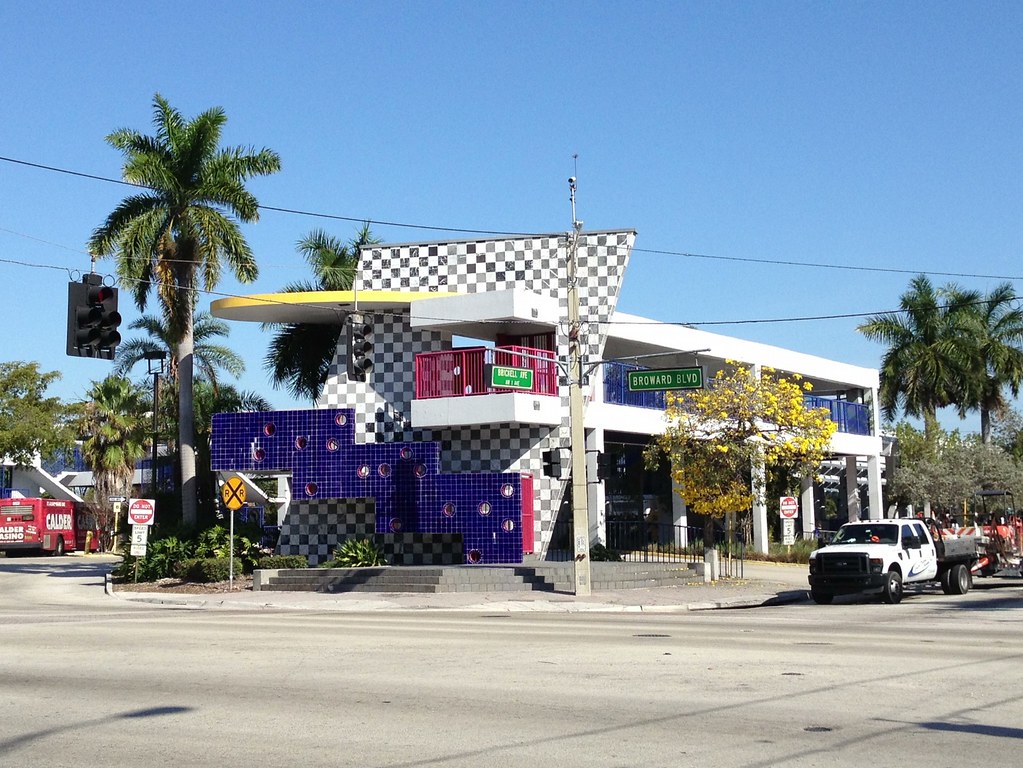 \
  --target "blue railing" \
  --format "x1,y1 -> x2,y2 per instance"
602,362 -> 667,410
803,396 -> 871,436
602,362 -> 872,435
